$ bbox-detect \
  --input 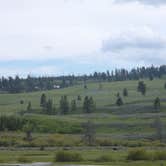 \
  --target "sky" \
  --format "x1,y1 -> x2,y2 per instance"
0,0 -> 166,77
